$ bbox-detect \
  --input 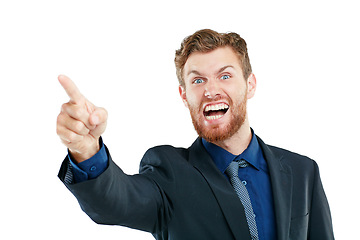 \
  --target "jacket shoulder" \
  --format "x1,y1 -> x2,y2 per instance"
144,144 -> 189,161
139,144 -> 190,173
266,144 -> 317,171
